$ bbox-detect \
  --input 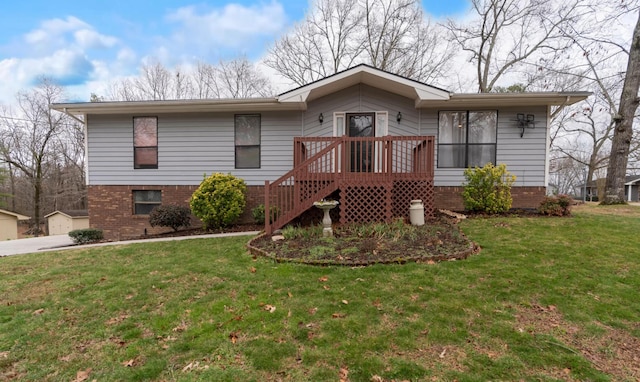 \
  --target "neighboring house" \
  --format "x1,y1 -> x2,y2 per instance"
45,210 -> 89,236
578,175 -> 640,202
0,209 -> 29,240
52,65 -> 590,240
